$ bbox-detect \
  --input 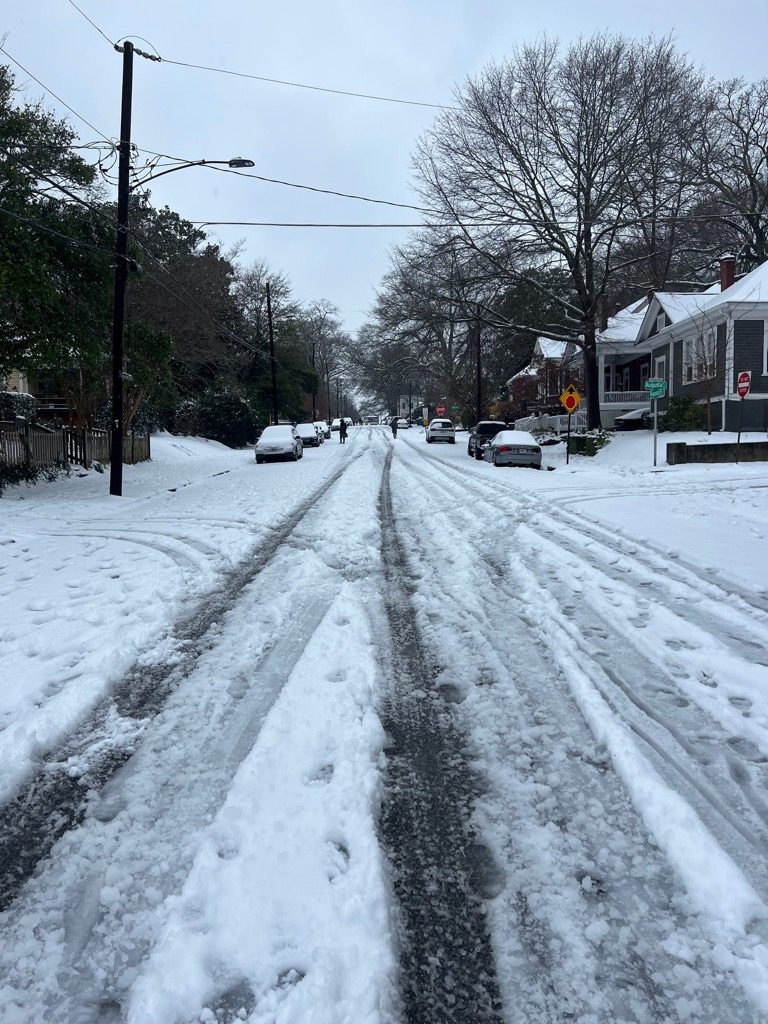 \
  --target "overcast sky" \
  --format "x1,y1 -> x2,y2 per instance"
5,0 -> 768,336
